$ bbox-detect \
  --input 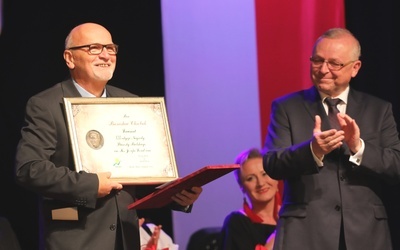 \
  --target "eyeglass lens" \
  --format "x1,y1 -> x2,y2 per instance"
89,44 -> 118,55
